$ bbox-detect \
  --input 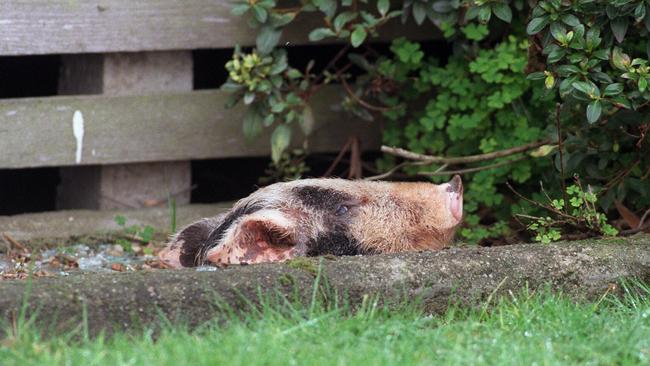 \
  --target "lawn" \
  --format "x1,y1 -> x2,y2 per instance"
1,282 -> 649,366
